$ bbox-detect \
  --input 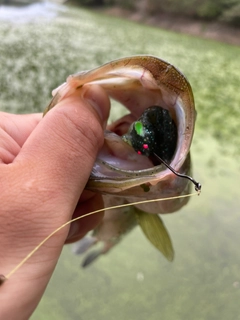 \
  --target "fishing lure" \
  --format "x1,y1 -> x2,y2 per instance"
122,105 -> 201,192
122,105 -> 177,161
